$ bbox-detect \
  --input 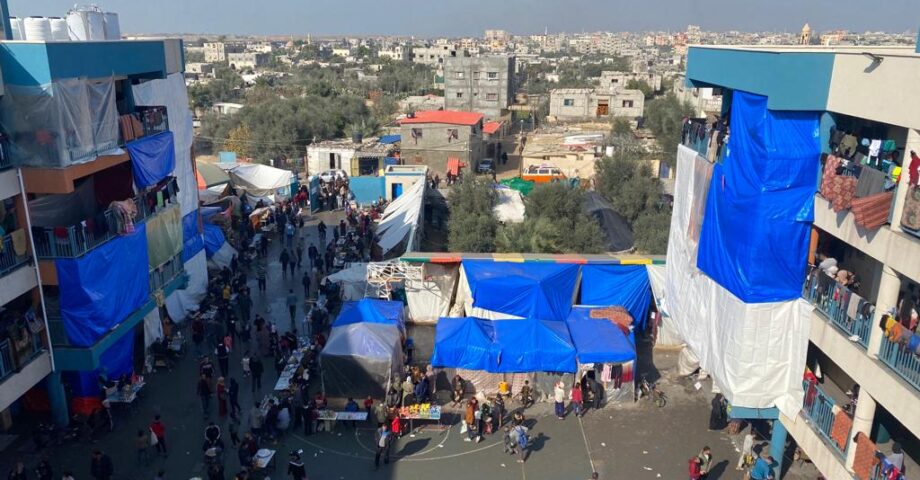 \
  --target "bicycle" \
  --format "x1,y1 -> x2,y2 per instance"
638,375 -> 668,408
